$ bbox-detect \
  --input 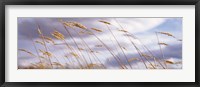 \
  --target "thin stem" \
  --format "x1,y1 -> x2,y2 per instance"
52,27 -> 83,69
105,24 -> 132,69
37,25 -> 53,68
62,26 -> 90,68
71,28 -> 107,69
92,33 -> 127,69
113,19 -> 149,69
155,32 -> 167,68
